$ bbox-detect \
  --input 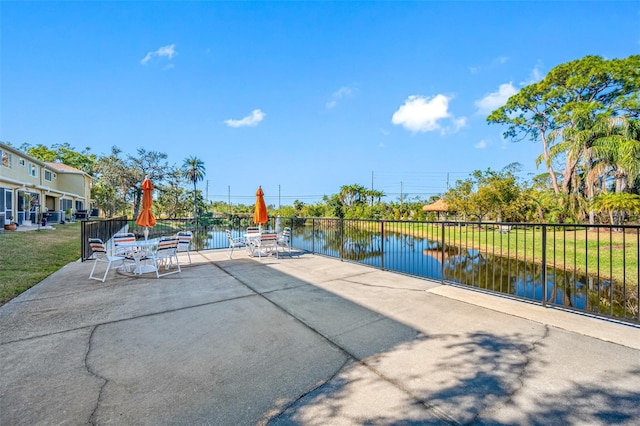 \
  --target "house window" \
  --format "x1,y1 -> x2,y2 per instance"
28,163 -> 38,177
44,170 -> 53,182
19,158 -> 25,166
61,198 -> 72,211
1,150 -> 11,168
